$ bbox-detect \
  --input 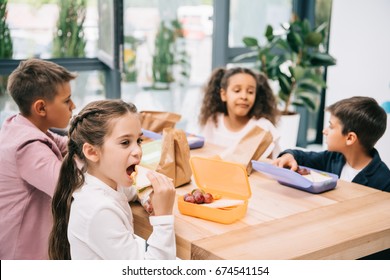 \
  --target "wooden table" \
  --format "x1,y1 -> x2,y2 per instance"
131,143 -> 390,259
